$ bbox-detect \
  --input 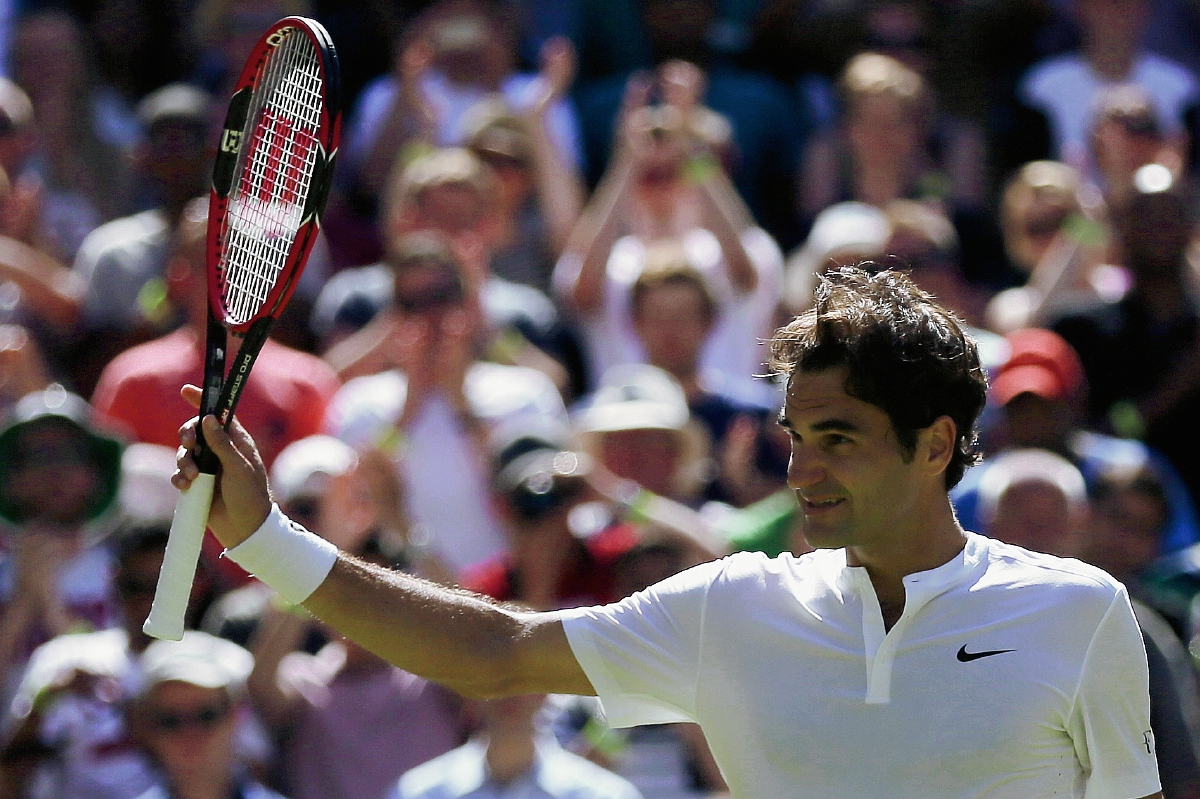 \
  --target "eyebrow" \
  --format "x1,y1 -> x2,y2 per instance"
776,415 -> 862,434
